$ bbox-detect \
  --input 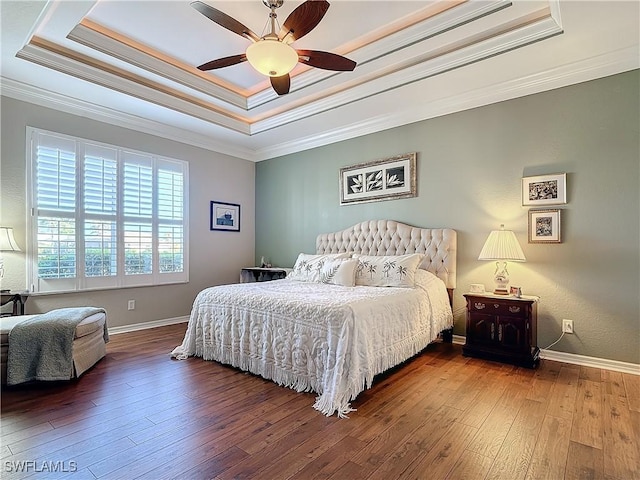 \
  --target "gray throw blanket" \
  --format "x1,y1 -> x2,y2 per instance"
7,307 -> 107,385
